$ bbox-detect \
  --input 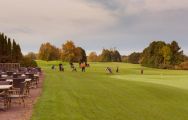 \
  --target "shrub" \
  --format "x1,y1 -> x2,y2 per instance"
128,52 -> 141,64
21,56 -> 38,67
177,61 -> 188,70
